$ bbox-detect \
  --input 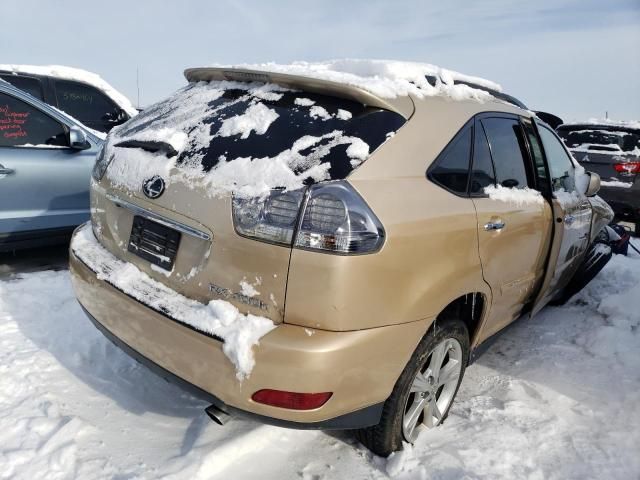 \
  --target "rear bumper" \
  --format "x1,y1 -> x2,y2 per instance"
80,303 -> 383,429
69,231 -> 429,428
